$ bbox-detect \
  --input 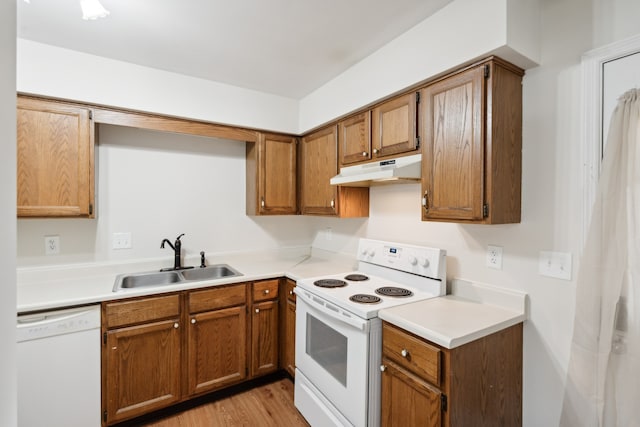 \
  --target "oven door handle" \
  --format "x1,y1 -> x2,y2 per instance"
295,288 -> 369,332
